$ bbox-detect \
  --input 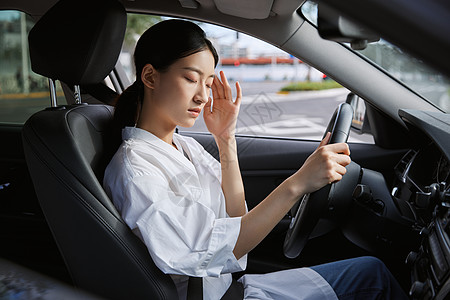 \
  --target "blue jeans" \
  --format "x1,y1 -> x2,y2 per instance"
310,256 -> 409,300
